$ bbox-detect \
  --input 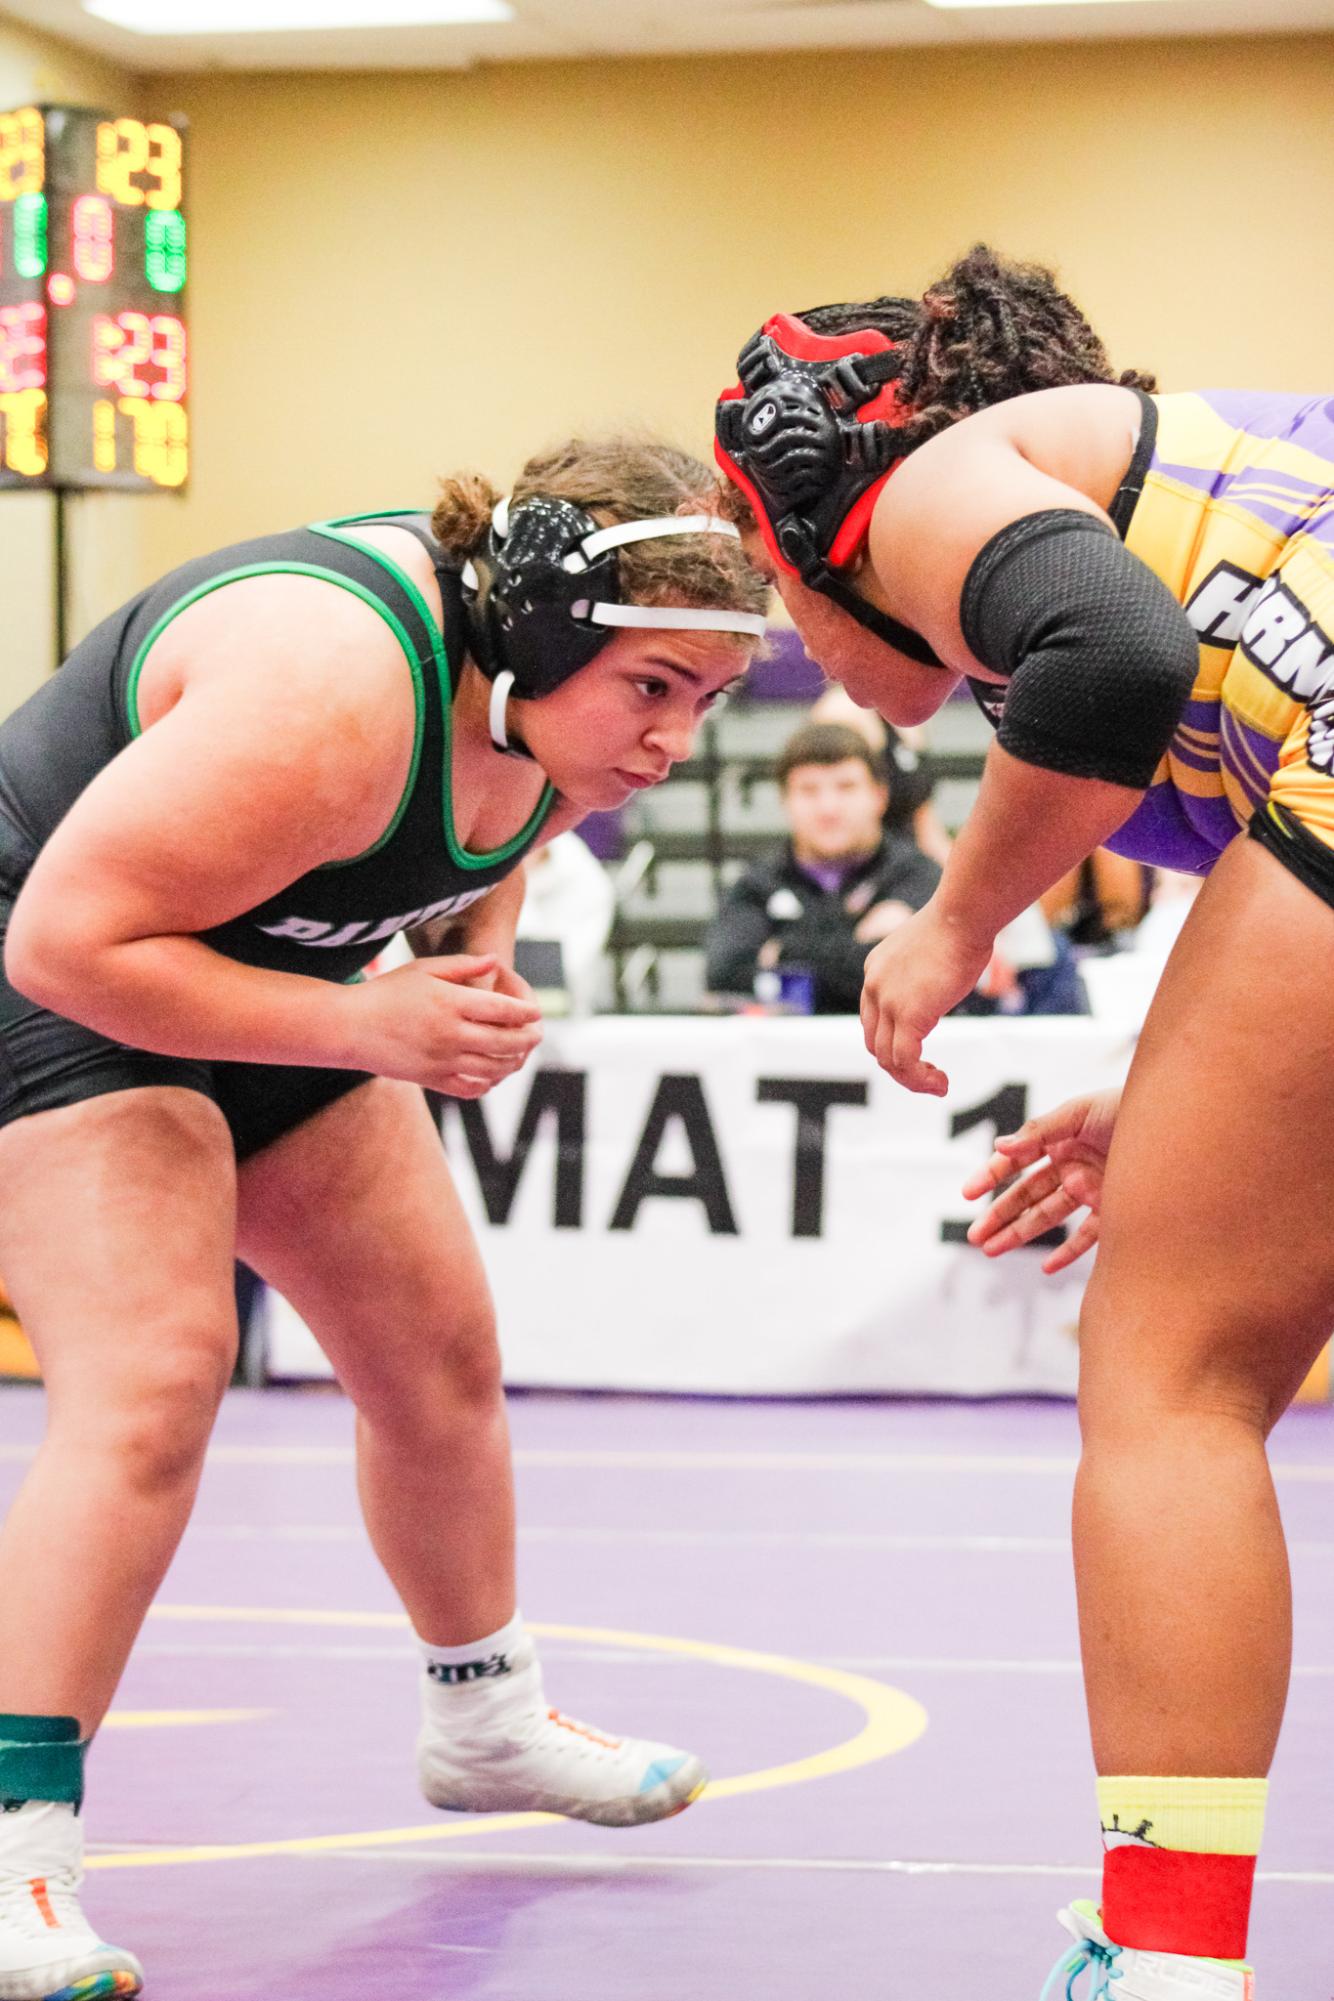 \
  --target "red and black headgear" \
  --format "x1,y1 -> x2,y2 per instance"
715,313 -> 942,667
